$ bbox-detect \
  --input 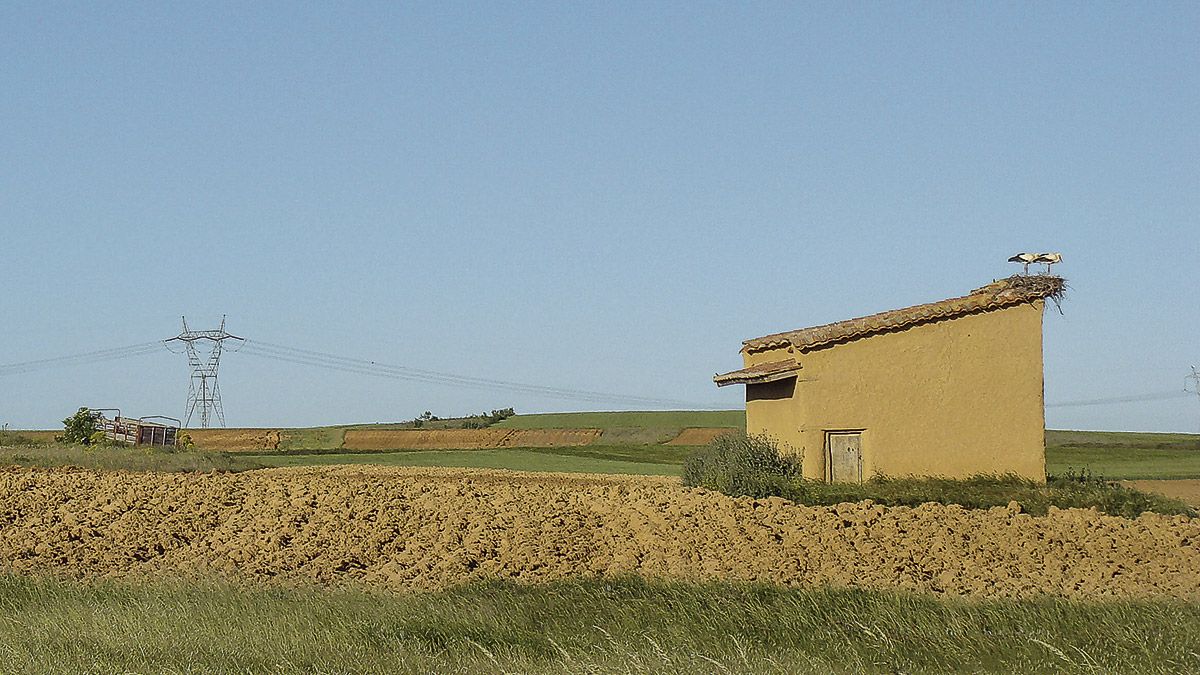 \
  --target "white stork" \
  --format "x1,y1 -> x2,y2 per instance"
1008,252 -> 1038,275
1034,252 -> 1063,274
